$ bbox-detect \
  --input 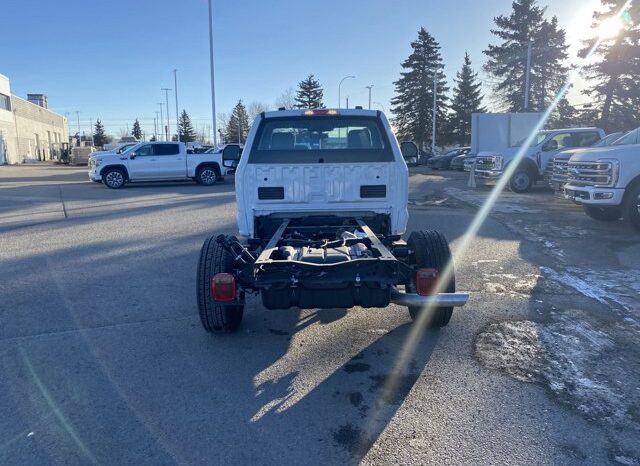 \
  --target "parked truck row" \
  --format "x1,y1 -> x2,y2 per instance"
466,113 -> 640,231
